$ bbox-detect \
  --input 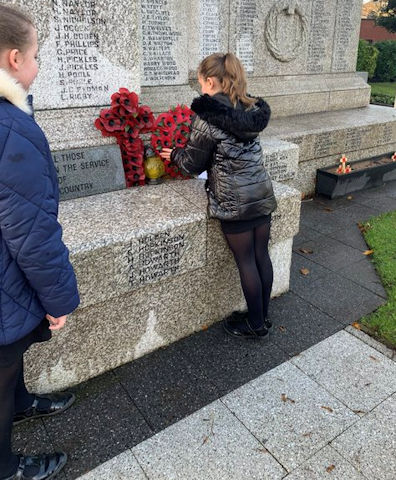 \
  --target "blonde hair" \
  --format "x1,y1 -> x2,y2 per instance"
0,4 -> 34,53
198,53 -> 256,108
